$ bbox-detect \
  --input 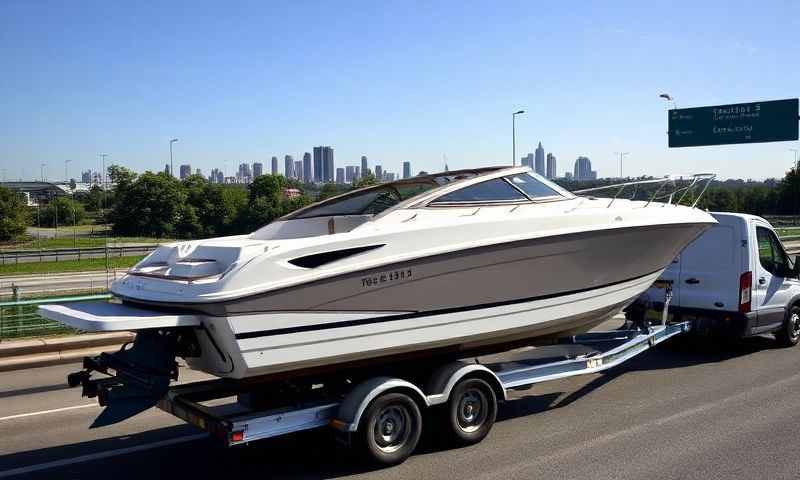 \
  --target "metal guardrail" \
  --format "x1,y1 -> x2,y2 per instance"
0,294 -> 112,341
0,245 -> 155,264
